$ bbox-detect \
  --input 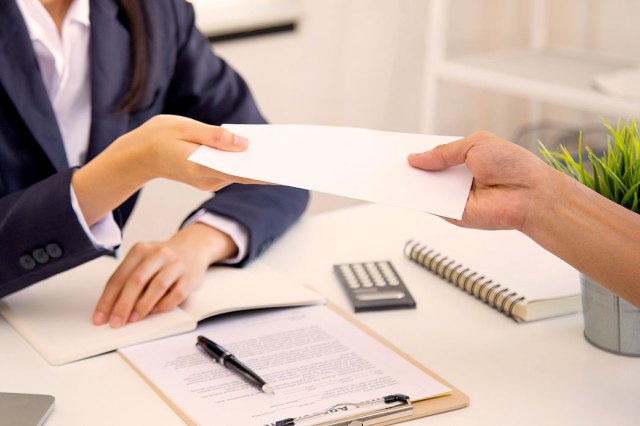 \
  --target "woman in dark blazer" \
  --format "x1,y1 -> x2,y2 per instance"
0,0 -> 308,327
